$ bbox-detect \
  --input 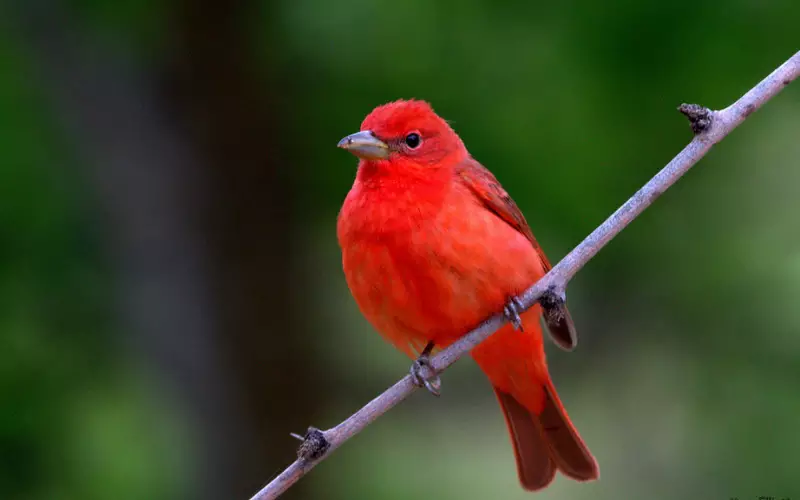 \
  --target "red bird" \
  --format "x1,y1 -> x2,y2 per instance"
336,100 -> 599,490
